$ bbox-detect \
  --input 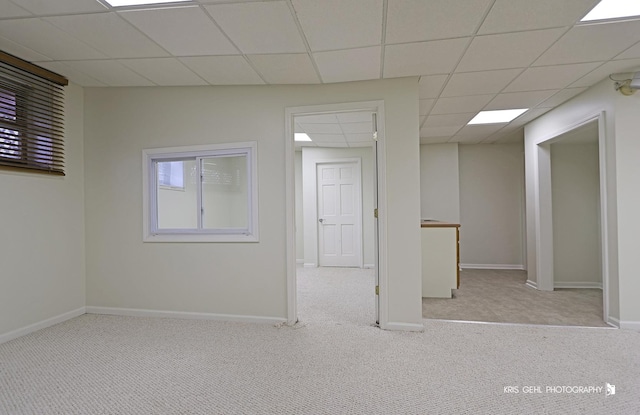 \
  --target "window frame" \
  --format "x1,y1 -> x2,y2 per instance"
142,142 -> 259,243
